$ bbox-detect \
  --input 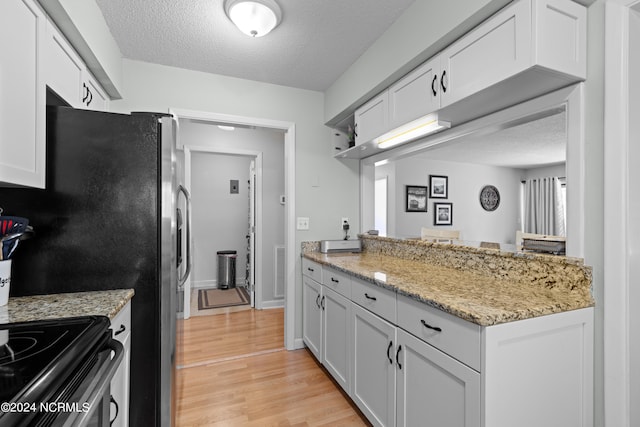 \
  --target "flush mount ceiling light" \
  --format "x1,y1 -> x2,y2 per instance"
375,113 -> 451,149
224,0 -> 282,38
